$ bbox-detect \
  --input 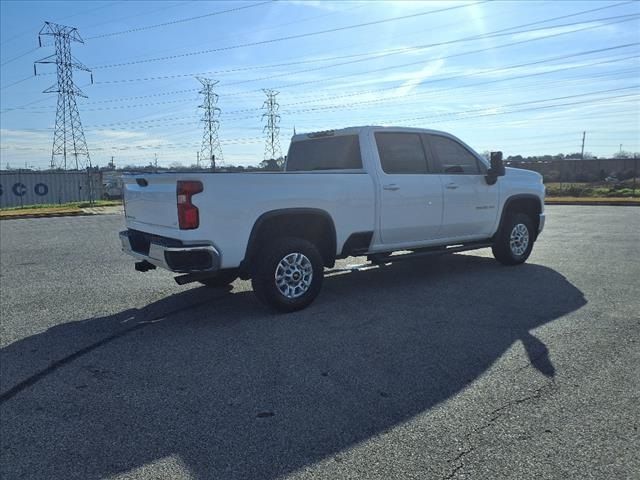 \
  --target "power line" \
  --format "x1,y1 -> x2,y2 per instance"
90,10 -> 639,73
0,75 -> 37,91
398,92 -> 640,126
85,115 -> 196,129
13,41 -> 636,135
1,136 -> 265,152
93,70 -> 234,85
68,19 -> 638,116
0,1 -> 122,47
10,133 -> 638,153
283,58 -> 639,115
1,88 -> 199,113
32,60 -> 639,131
437,109 -> 640,132
91,1 -> 486,69
247,50 -> 640,116
21,62 -> 638,134
79,1 -> 187,32
17,62 -> 634,120
52,1 -> 633,79
218,52 -> 640,120
91,19 -> 599,87
0,47 -> 40,67
1,2 -> 635,96
289,92 -> 639,133
226,16 -> 639,96
64,97 -> 200,112
83,13 -> 638,91
0,96 -> 53,114
89,1 -> 365,66
170,14 -> 635,102
31,7 -> 633,96
85,1 -> 273,40
217,18 -> 640,89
